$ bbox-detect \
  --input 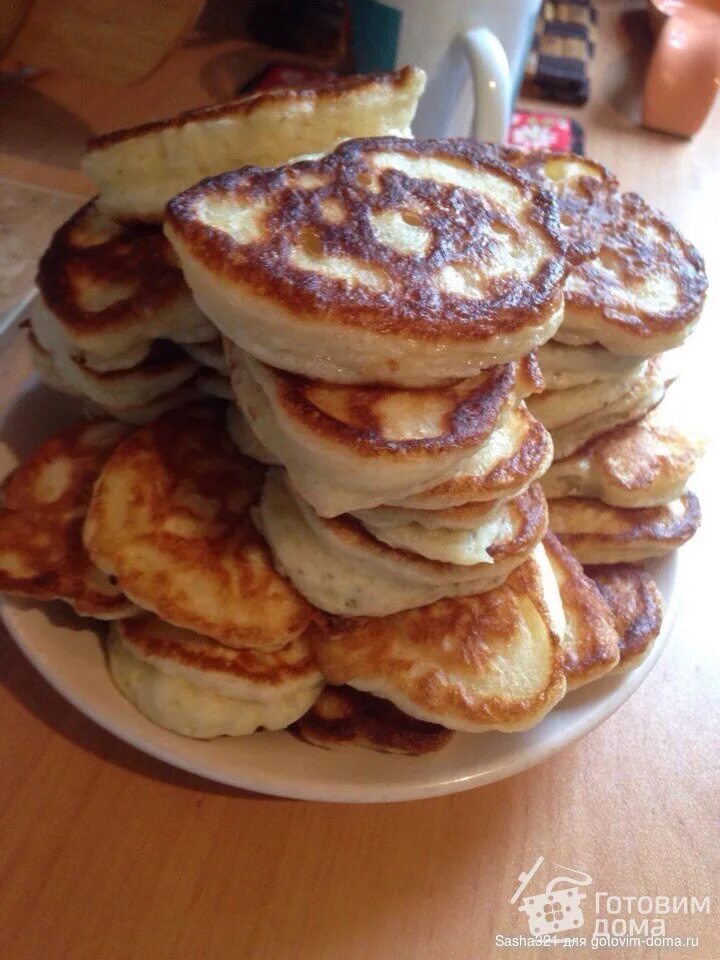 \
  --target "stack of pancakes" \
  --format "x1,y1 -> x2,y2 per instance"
494,149 -> 706,563
3,71 -> 703,751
